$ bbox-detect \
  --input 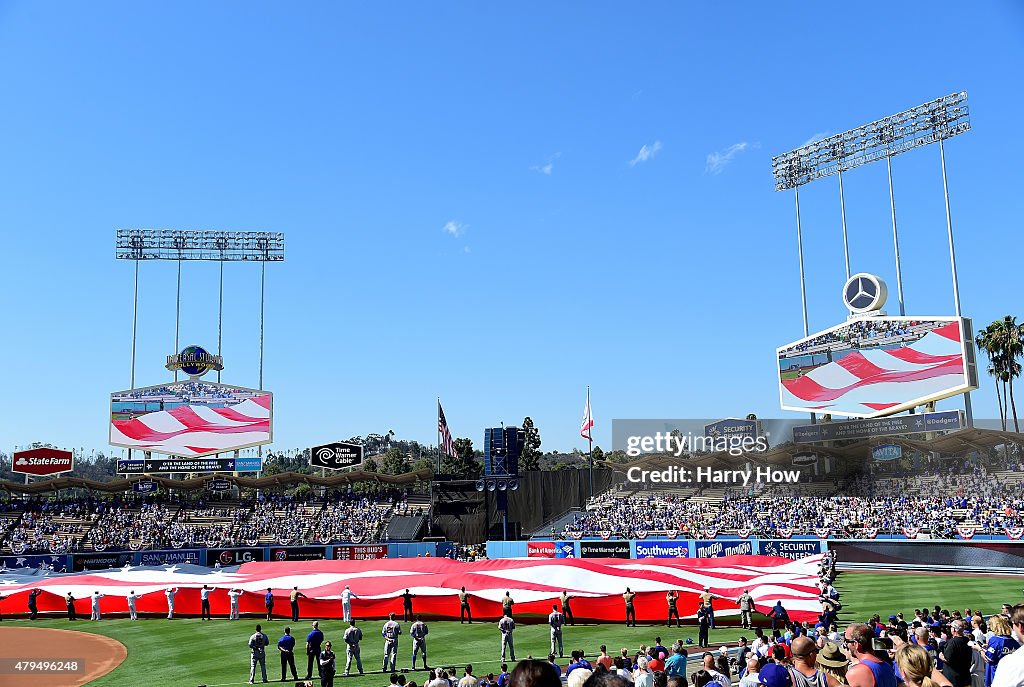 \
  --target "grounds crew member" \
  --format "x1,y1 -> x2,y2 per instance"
548,604 -> 565,658
411,615 -> 429,670
561,590 -> 575,625
343,619 -> 365,676
248,623 -> 270,684
499,614 -> 516,662
382,612 -> 402,672
624,587 -> 637,627
459,586 -> 472,623
305,620 -> 325,680
667,590 -> 681,627
277,626 -> 298,682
